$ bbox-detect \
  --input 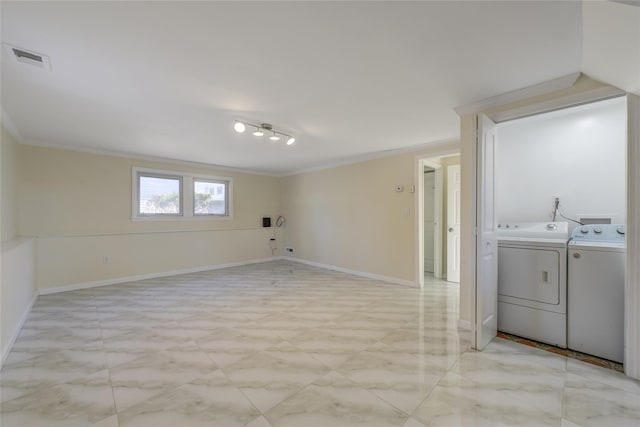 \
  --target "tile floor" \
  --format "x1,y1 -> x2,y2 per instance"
1,260 -> 639,427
